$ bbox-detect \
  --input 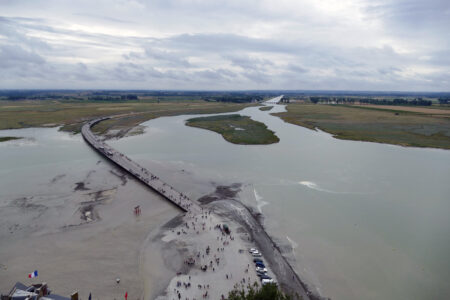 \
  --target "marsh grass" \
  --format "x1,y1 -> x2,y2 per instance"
0,136 -> 22,142
186,114 -> 279,145
273,104 -> 450,149
0,100 -> 254,134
